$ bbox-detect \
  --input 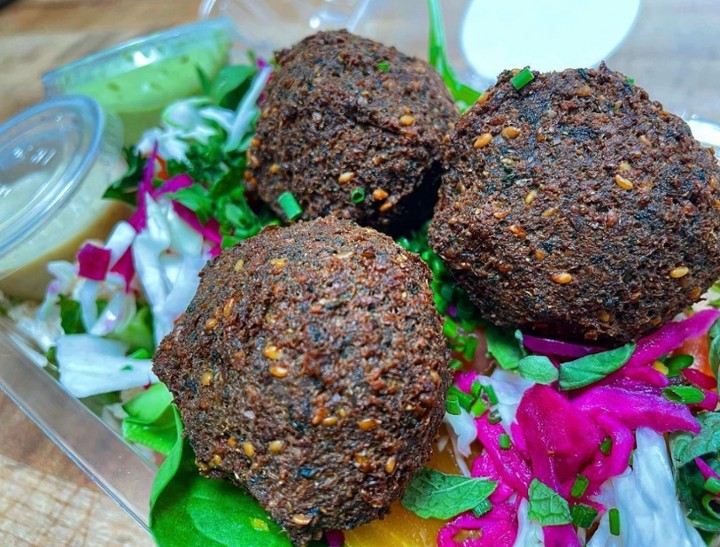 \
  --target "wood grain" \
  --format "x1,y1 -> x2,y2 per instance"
1,0 -> 719,545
